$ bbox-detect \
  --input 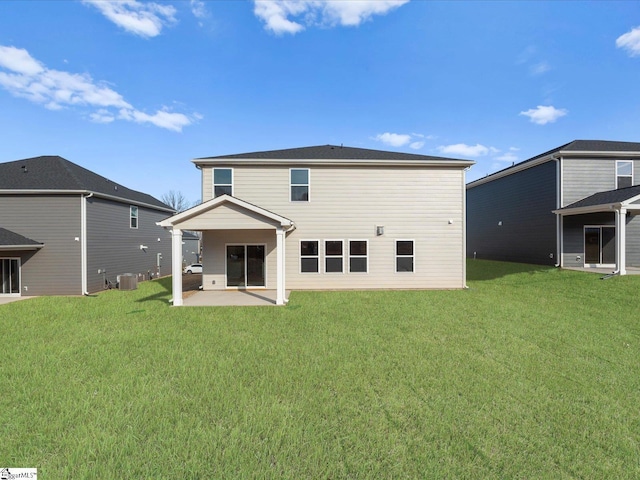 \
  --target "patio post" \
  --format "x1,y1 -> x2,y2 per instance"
171,228 -> 183,305
616,207 -> 627,275
276,227 -> 285,305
